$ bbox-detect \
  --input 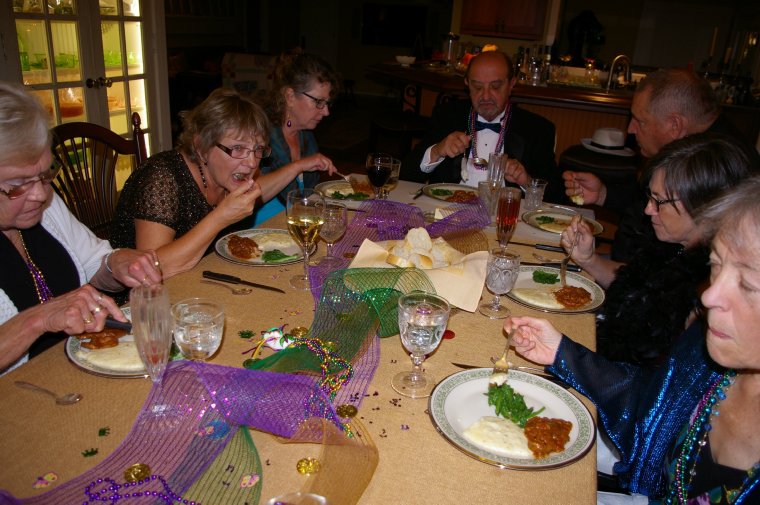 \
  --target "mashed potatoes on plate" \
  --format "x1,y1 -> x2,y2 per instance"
463,416 -> 532,458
